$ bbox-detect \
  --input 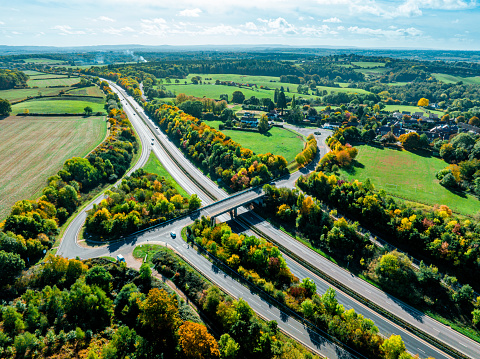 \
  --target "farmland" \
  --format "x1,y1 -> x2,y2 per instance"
351,61 -> 386,68
27,76 -> 81,87
11,97 -> 105,114
339,145 -> 479,216
0,115 -> 107,219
